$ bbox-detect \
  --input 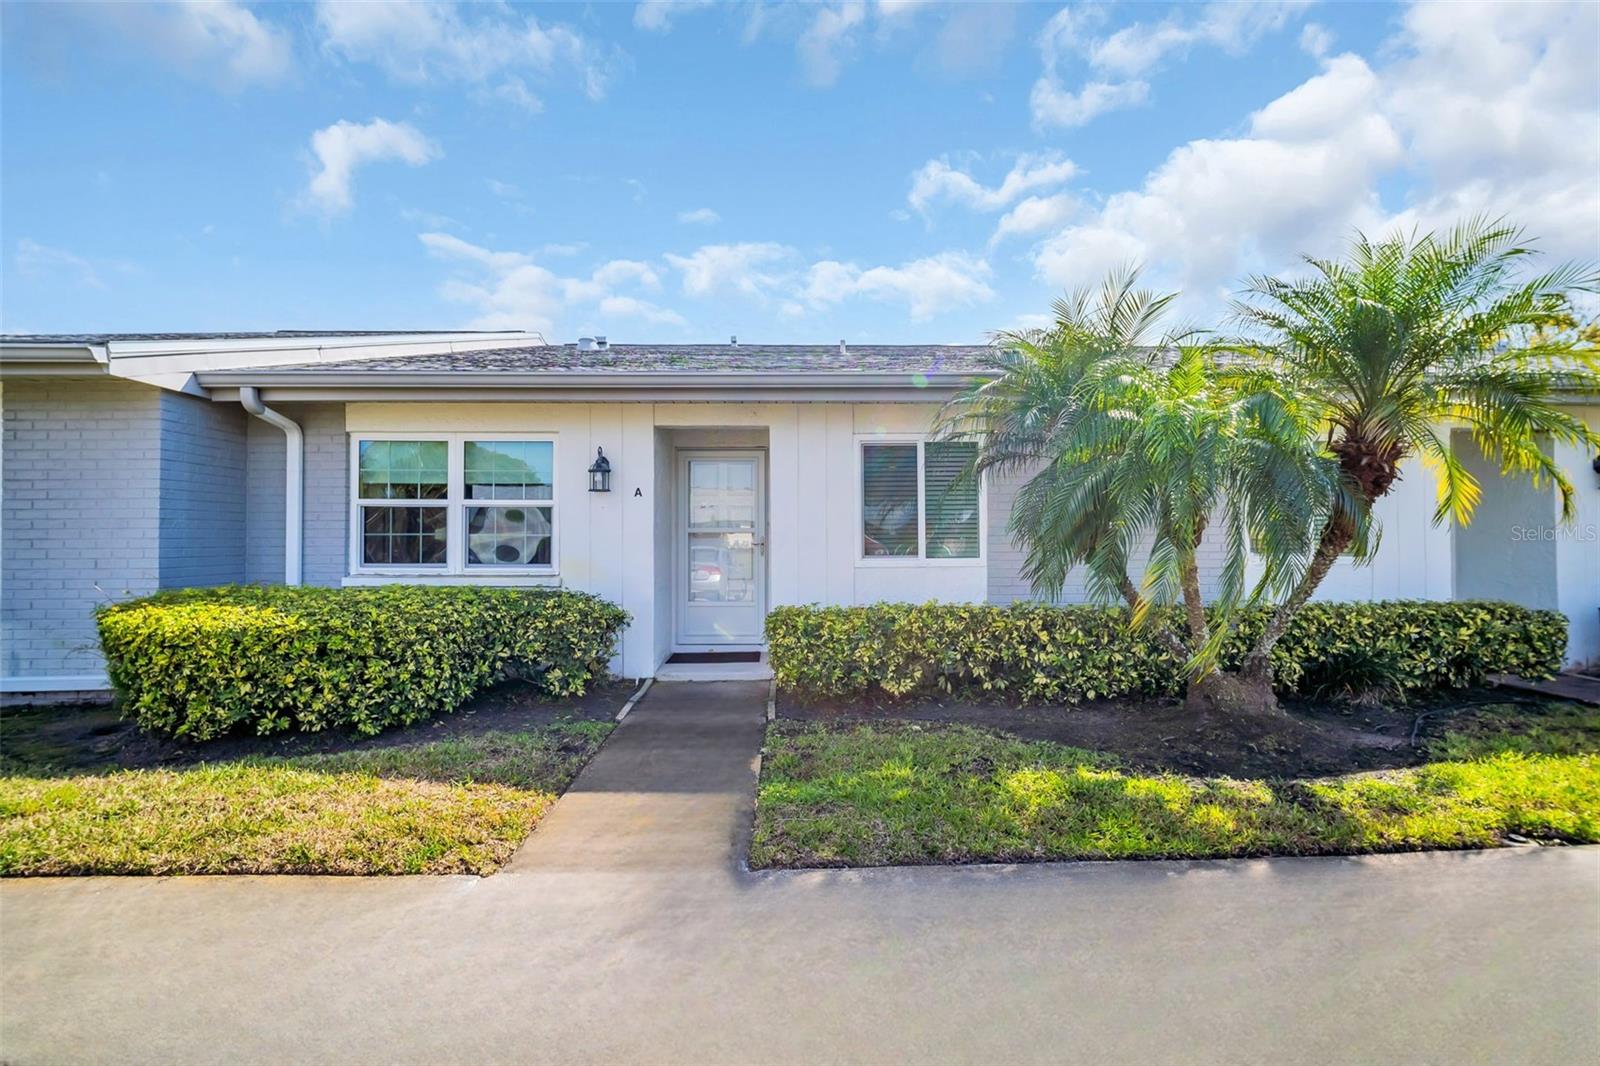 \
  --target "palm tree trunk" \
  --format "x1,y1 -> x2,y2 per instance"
1239,511 -> 1358,683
